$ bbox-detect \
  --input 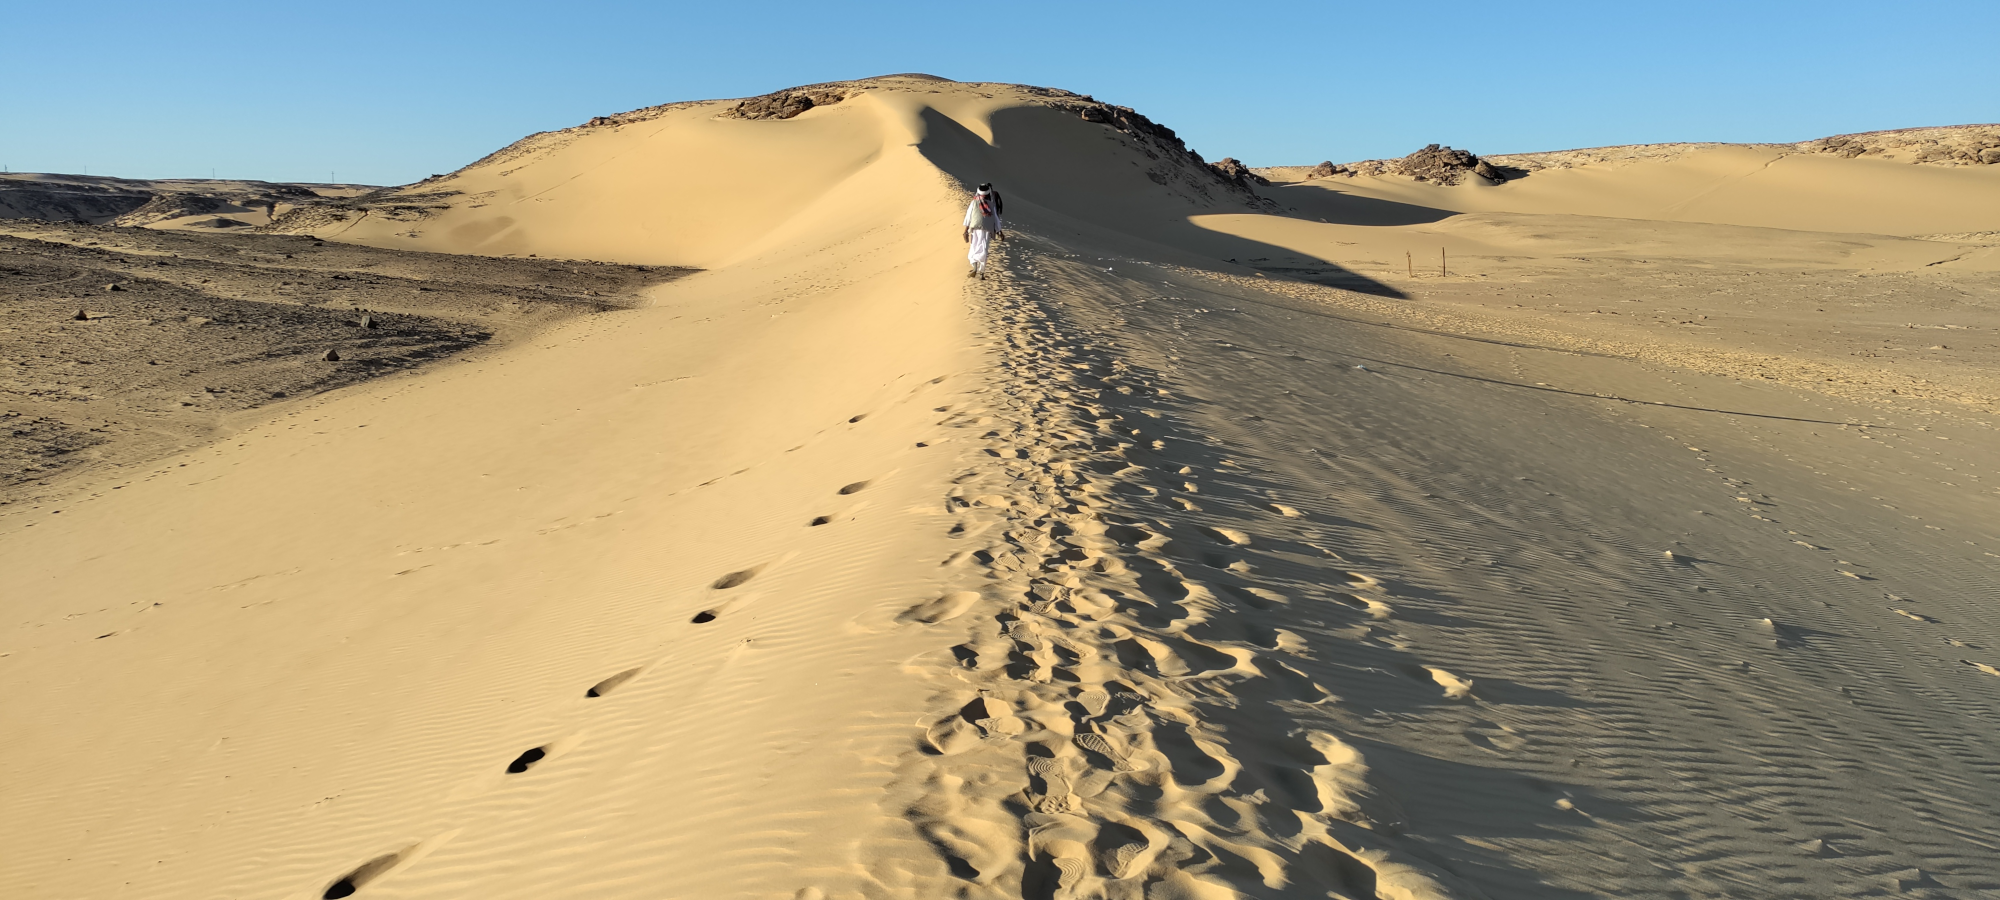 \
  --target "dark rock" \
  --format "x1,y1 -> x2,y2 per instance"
1396,144 -> 1492,184
1209,158 -> 1270,188
729,90 -> 847,121
321,349 -> 341,362
105,283 -> 123,291
73,309 -> 89,321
